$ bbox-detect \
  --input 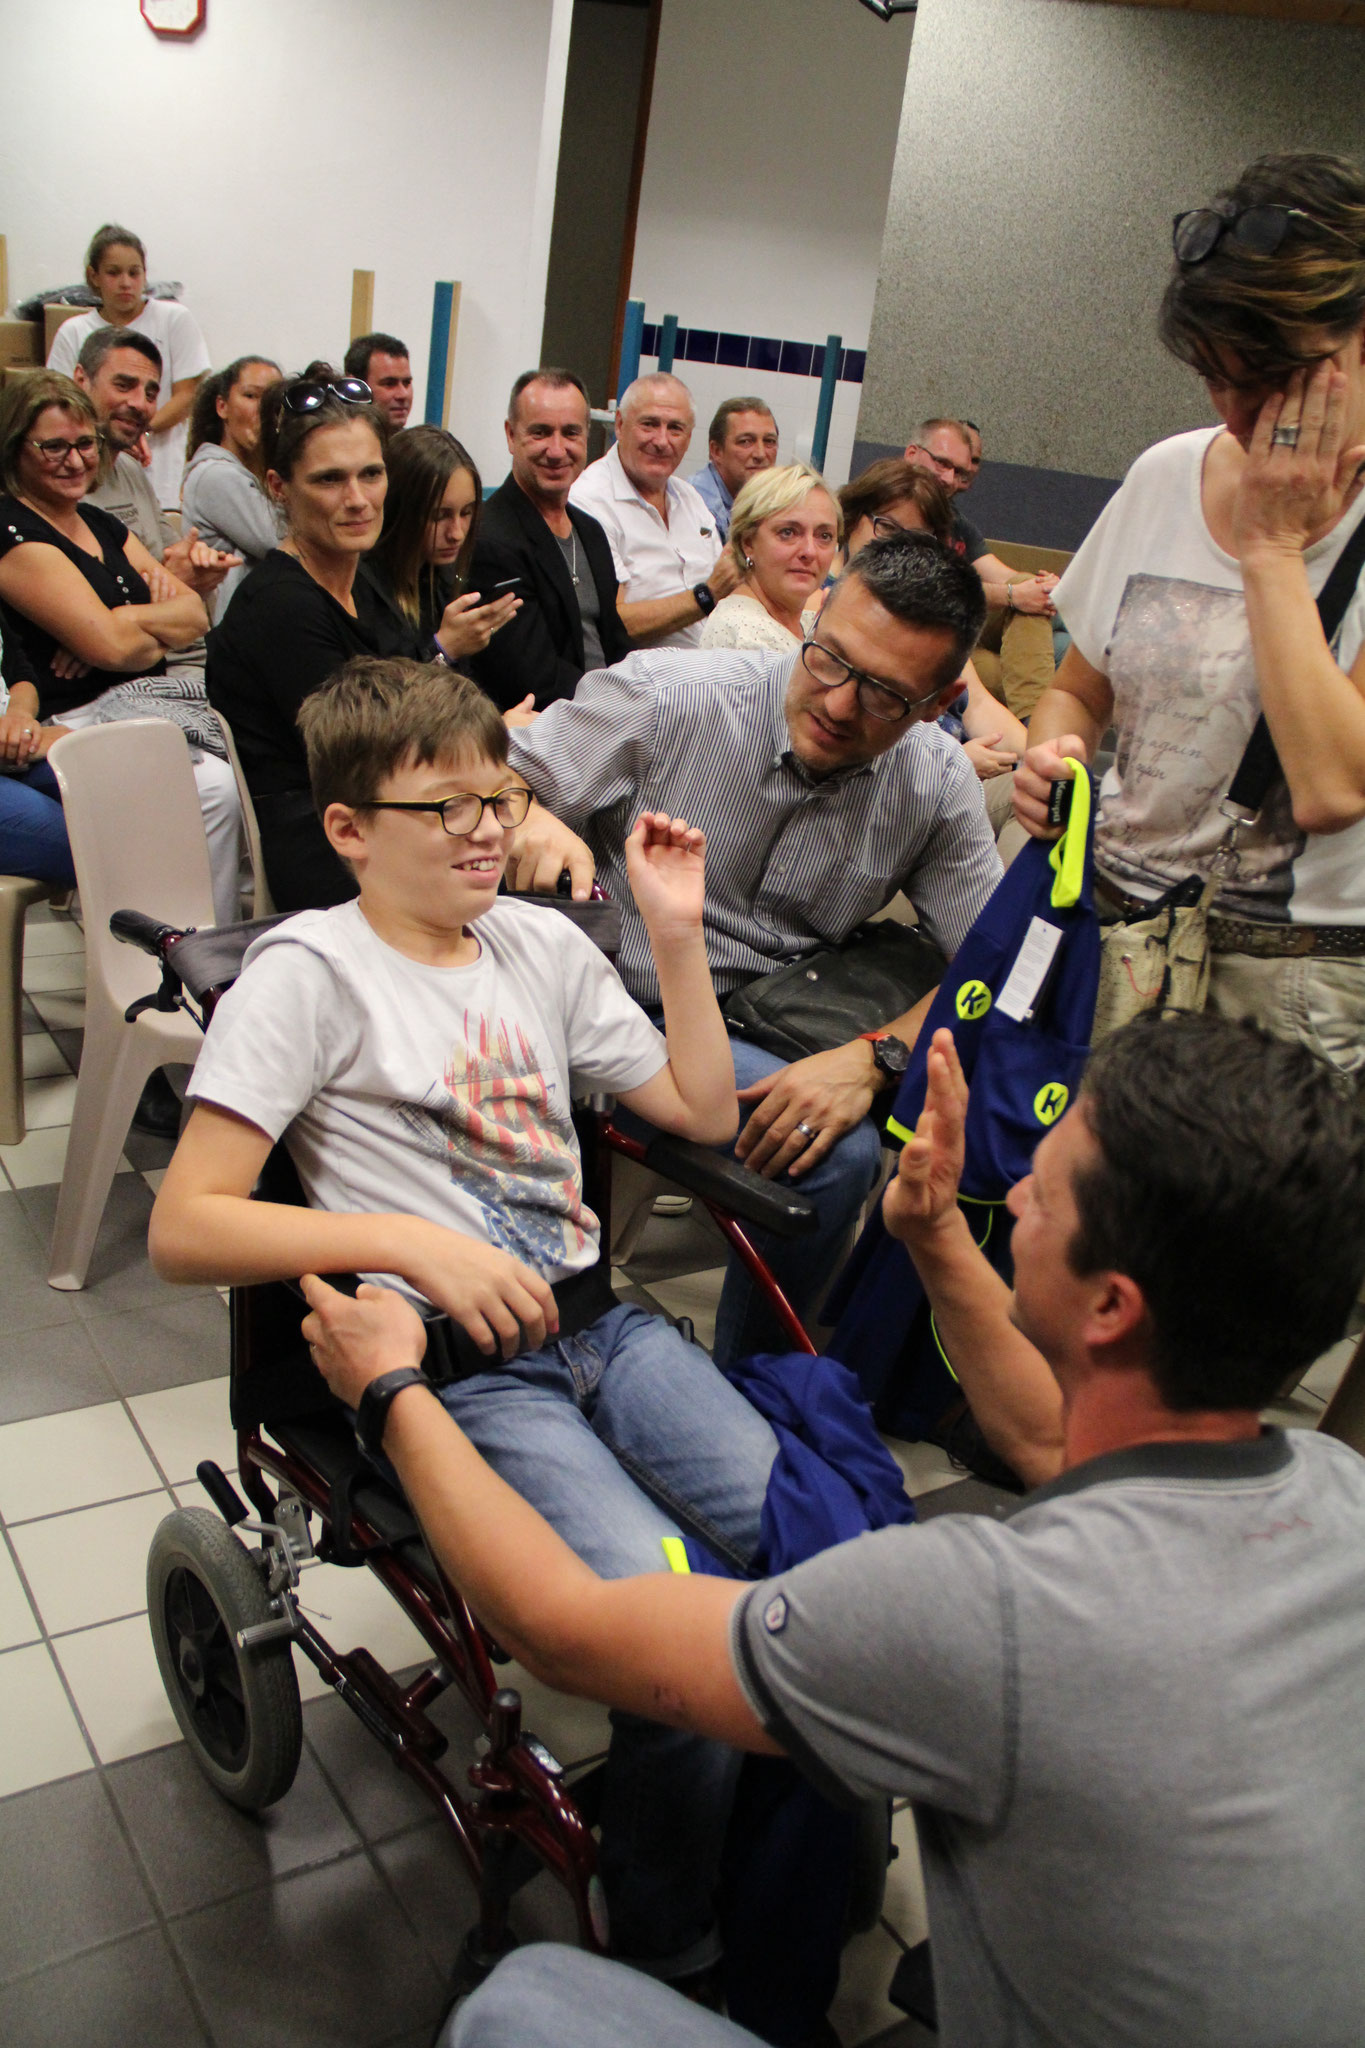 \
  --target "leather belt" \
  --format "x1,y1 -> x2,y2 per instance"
420,1260 -> 618,1386
1096,878 -> 1365,959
